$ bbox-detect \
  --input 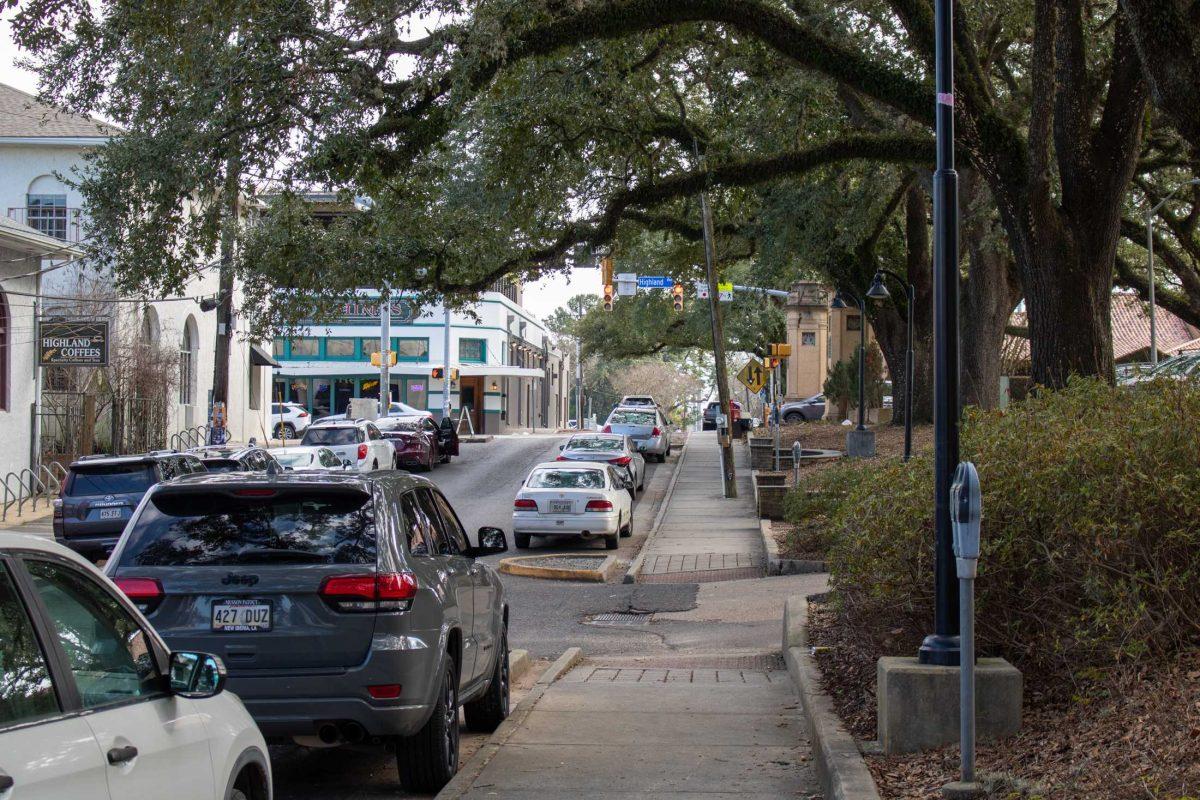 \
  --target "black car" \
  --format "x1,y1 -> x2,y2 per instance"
53,450 -> 207,559
189,445 -> 280,473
